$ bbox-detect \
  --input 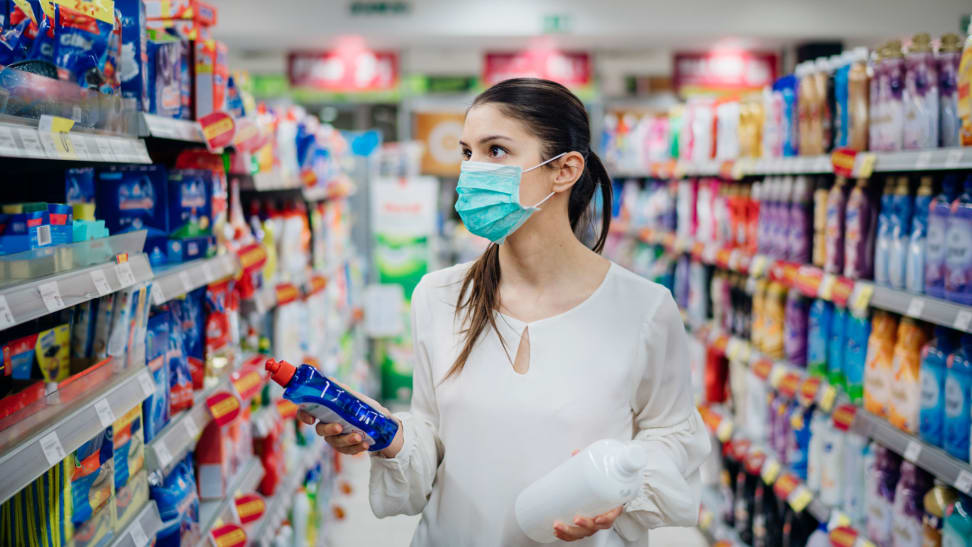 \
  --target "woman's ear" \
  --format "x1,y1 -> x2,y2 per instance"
551,151 -> 586,192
